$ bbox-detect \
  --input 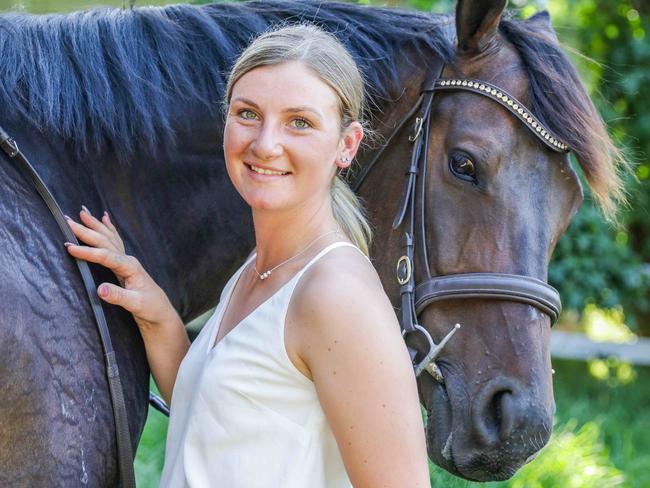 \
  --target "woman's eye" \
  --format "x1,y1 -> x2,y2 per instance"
448,153 -> 476,182
238,110 -> 258,120
290,118 -> 311,129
